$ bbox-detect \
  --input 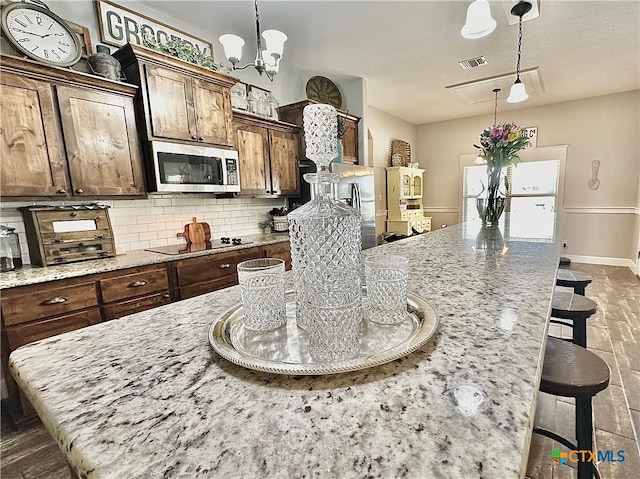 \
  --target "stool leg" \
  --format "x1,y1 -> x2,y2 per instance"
573,317 -> 588,348
576,395 -> 594,479
576,284 -> 586,295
